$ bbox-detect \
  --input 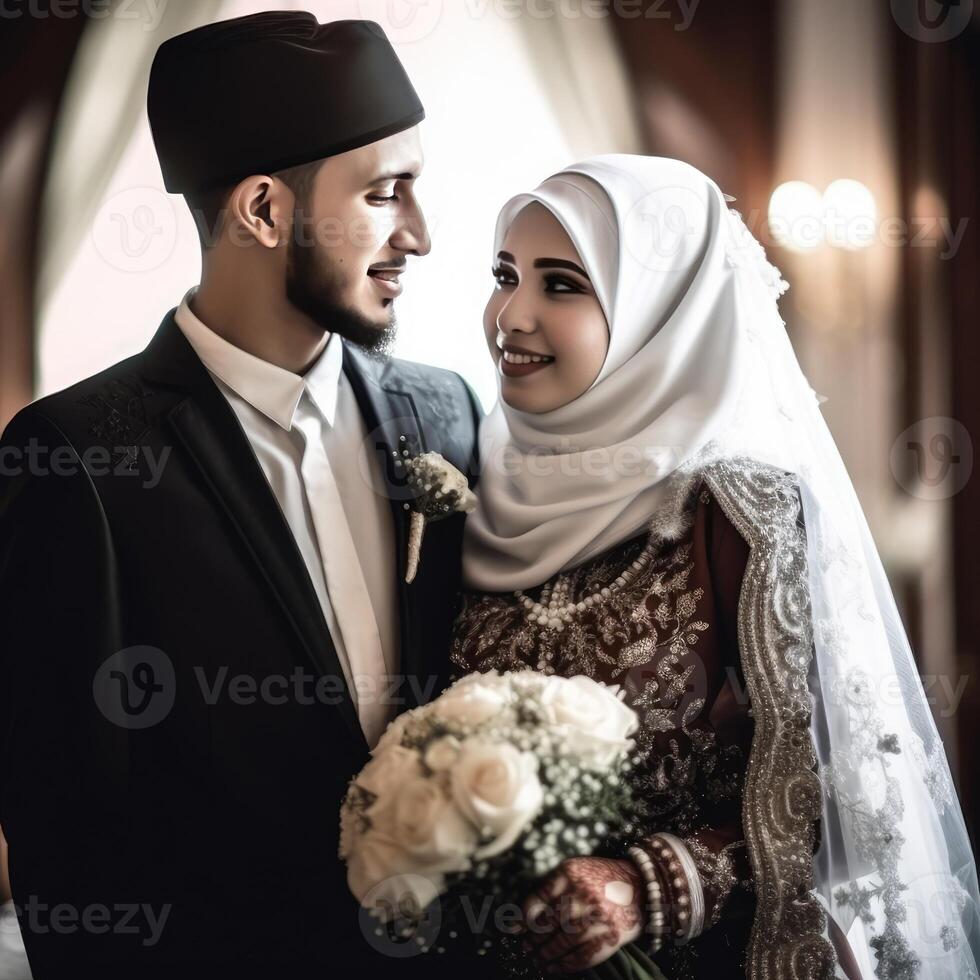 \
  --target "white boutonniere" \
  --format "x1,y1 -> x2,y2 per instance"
402,451 -> 477,583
